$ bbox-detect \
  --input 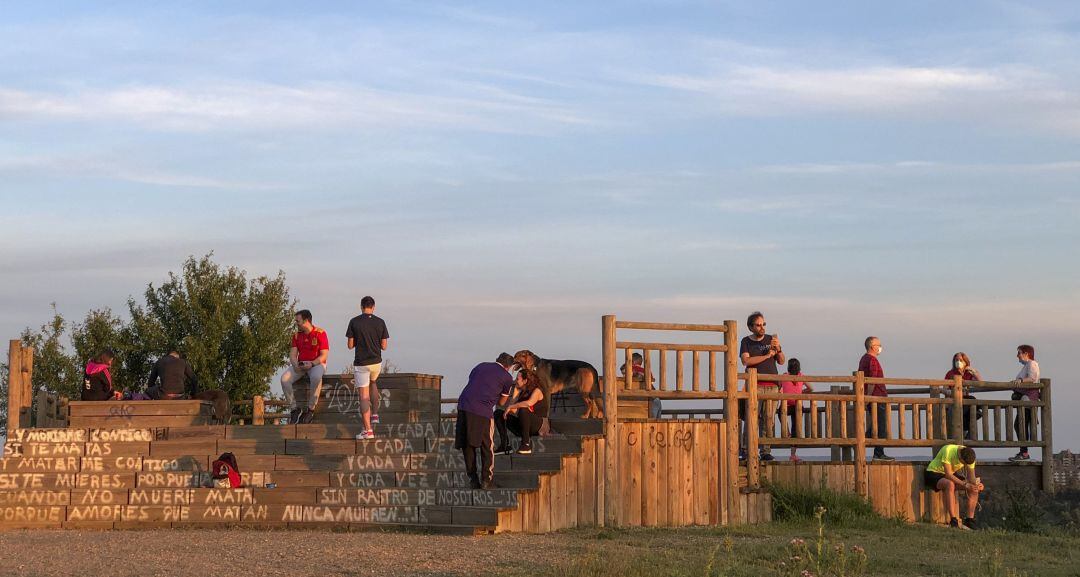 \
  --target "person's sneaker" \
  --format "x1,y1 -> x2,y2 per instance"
873,453 -> 895,462
288,408 -> 302,424
469,476 -> 482,489
371,413 -> 381,425
949,517 -> 971,530
760,452 -> 775,462
495,444 -> 513,455
480,480 -> 495,490
963,518 -> 977,530
355,430 -> 376,440
299,408 -> 316,424
738,450 -> 747,461
517,443 -> 533,455
1009,452 -> 1030,462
